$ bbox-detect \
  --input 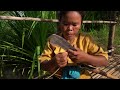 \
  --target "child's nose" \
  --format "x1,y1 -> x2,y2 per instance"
67,25 -> 73,31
